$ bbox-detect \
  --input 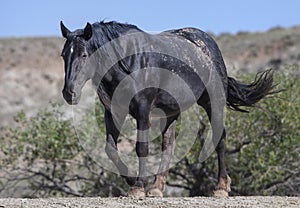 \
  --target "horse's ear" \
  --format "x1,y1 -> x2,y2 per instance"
60,21 -> 71,38
83,22 -> 93,41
